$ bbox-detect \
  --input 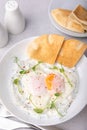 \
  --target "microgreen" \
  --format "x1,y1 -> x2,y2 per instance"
59,66 -> 73,87
63,72 -> 73,87
19,70 -> 29,74
34,108 -> 44,114
31,61 -> 42,71
50,66 -> 59,70
14,57 -> 22,69
59,67 -> 64,73
52,66 -> 58,70
54,93 -> 61,97
50,101 -> 55,109
50,101 -> 63,117
54,105 -> 63,117
13,78 -> 19,85
13,78 -> 23,94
